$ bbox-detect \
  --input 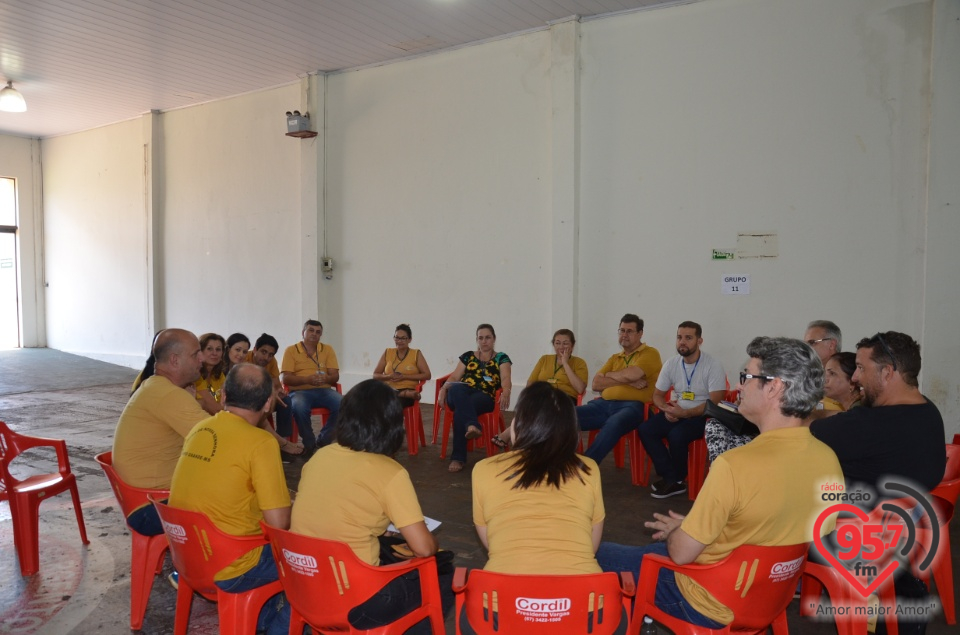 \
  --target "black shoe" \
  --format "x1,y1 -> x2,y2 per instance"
651,481 -> 687,499
651,478 -> 669,493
